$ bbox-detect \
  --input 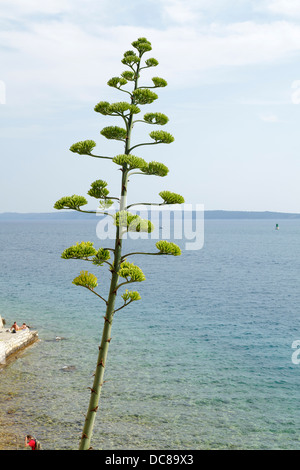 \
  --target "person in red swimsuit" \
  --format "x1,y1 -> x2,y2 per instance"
25,435 -> 36,450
